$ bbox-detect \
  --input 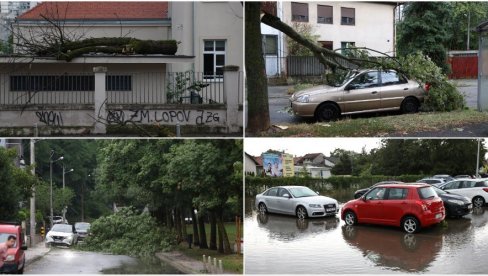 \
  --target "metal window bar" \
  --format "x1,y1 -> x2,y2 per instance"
166,71 -> 224,105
